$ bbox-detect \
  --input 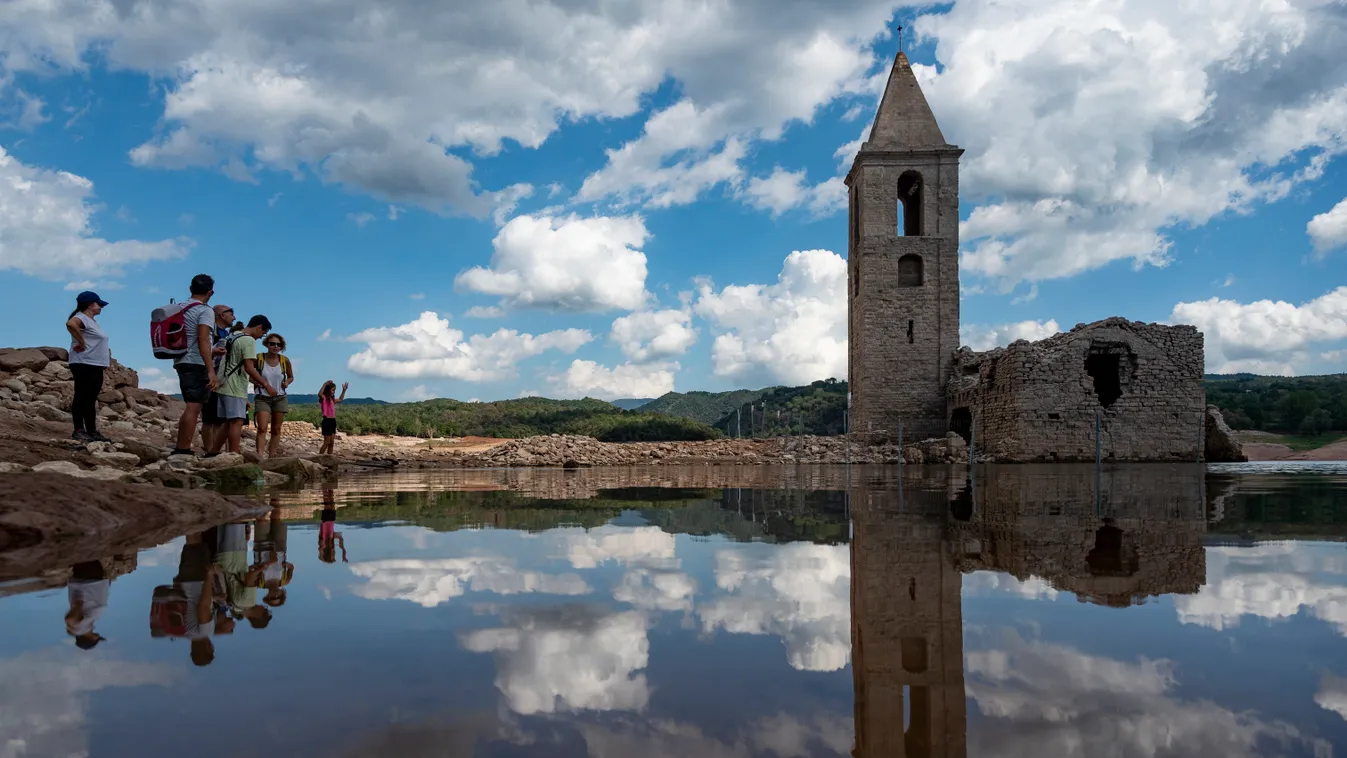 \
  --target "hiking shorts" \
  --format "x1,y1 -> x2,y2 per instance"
176,364 -> 210,405
254,394 -> 289,415
216,395 -> 248,420
321,417 -> 337,436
